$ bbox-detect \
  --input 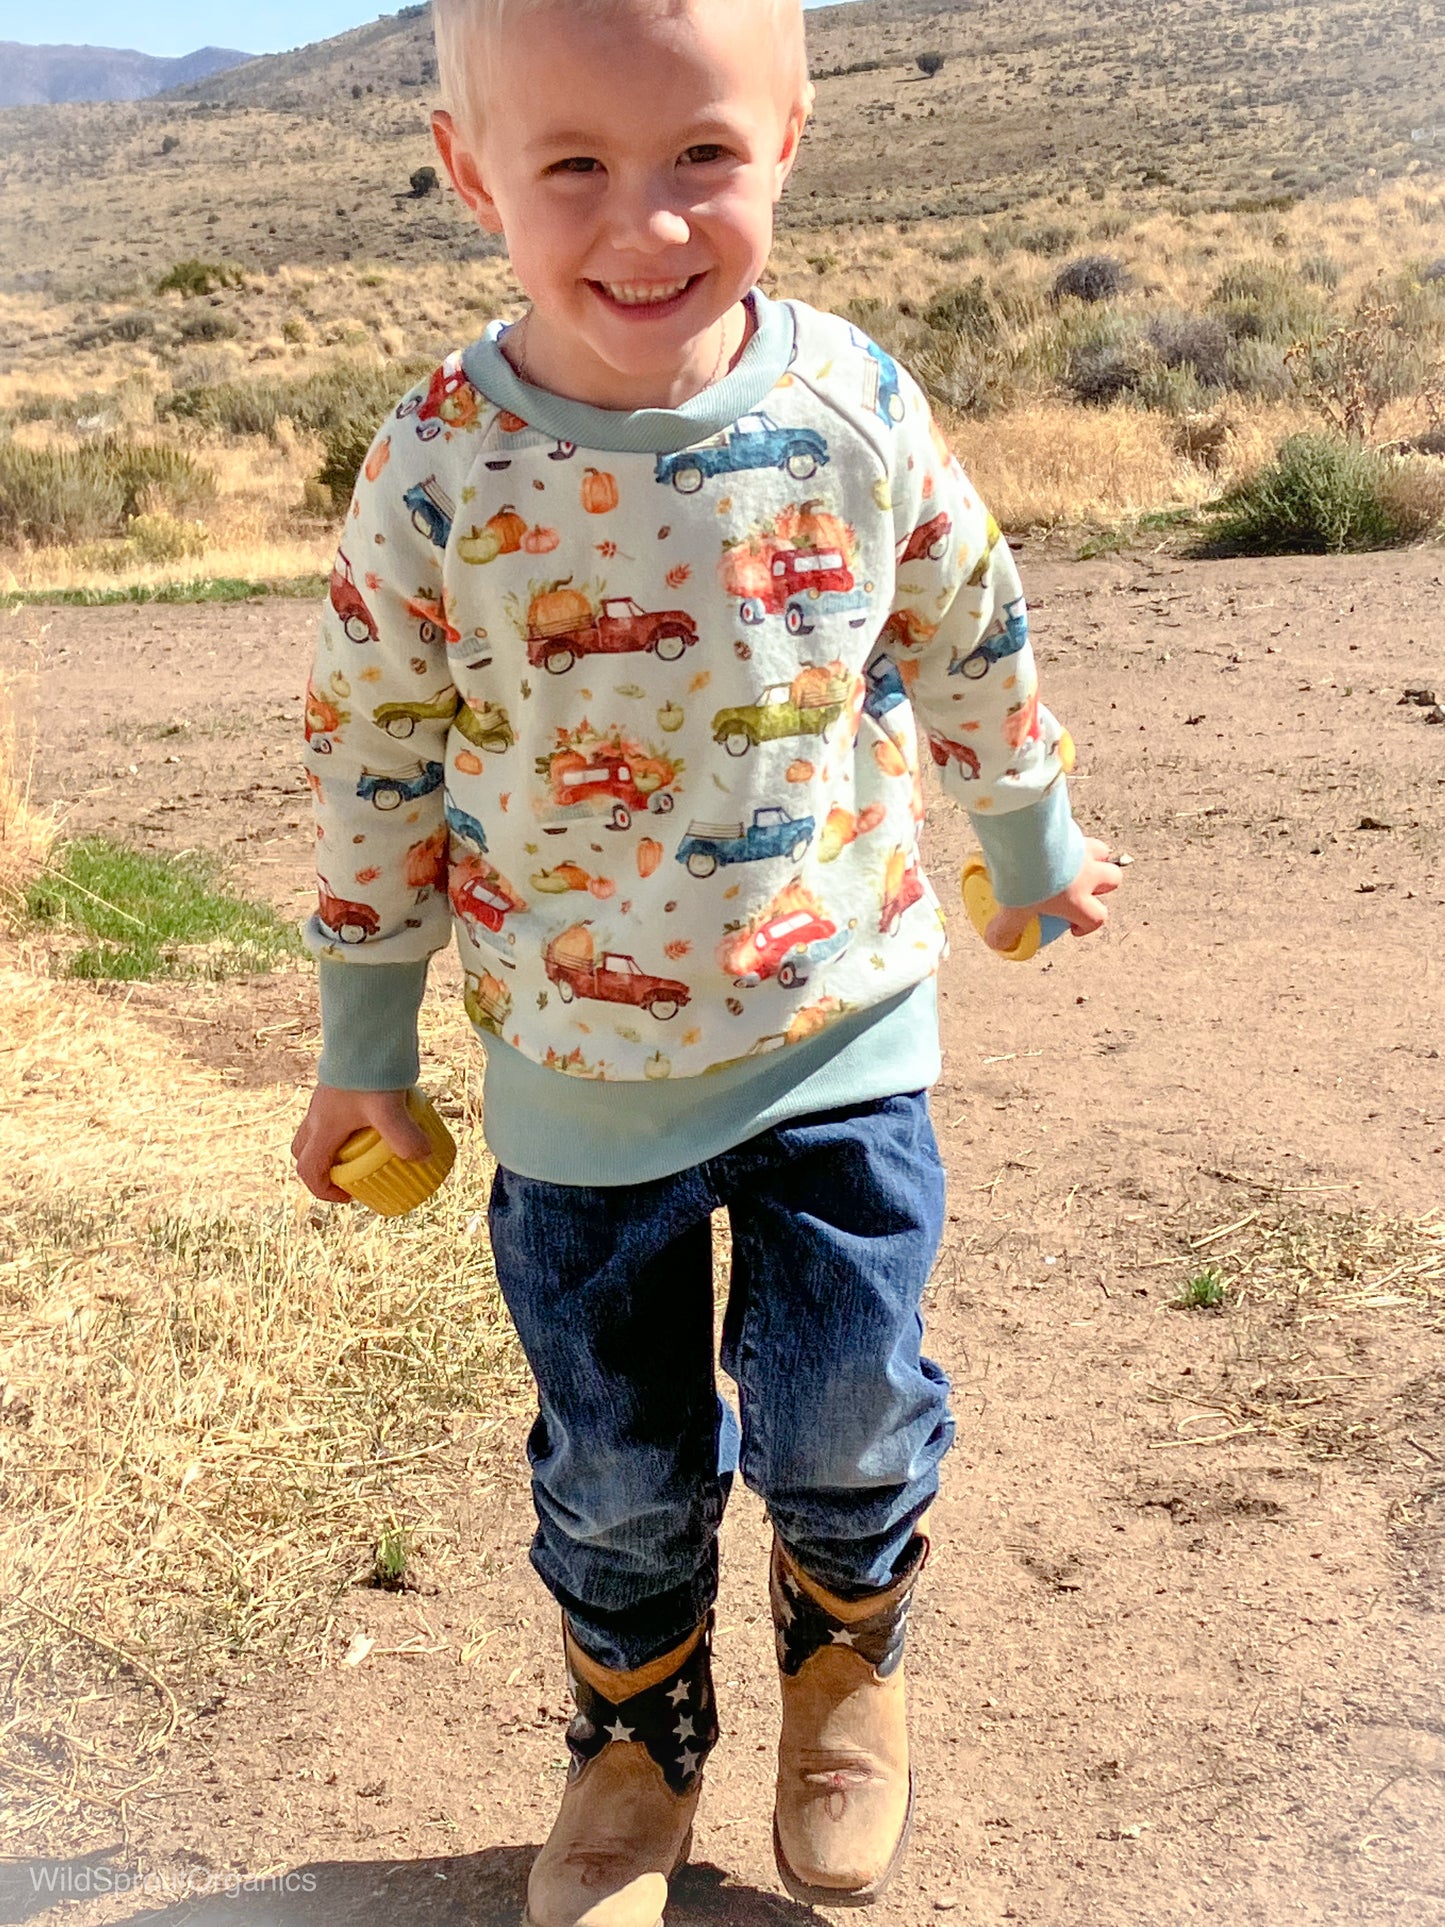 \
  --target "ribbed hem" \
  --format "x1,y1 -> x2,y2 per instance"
969,781 -> 1084,907
474,978 -> 941,1186
459,288 -> 795,454
317,958 -> 429,1090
